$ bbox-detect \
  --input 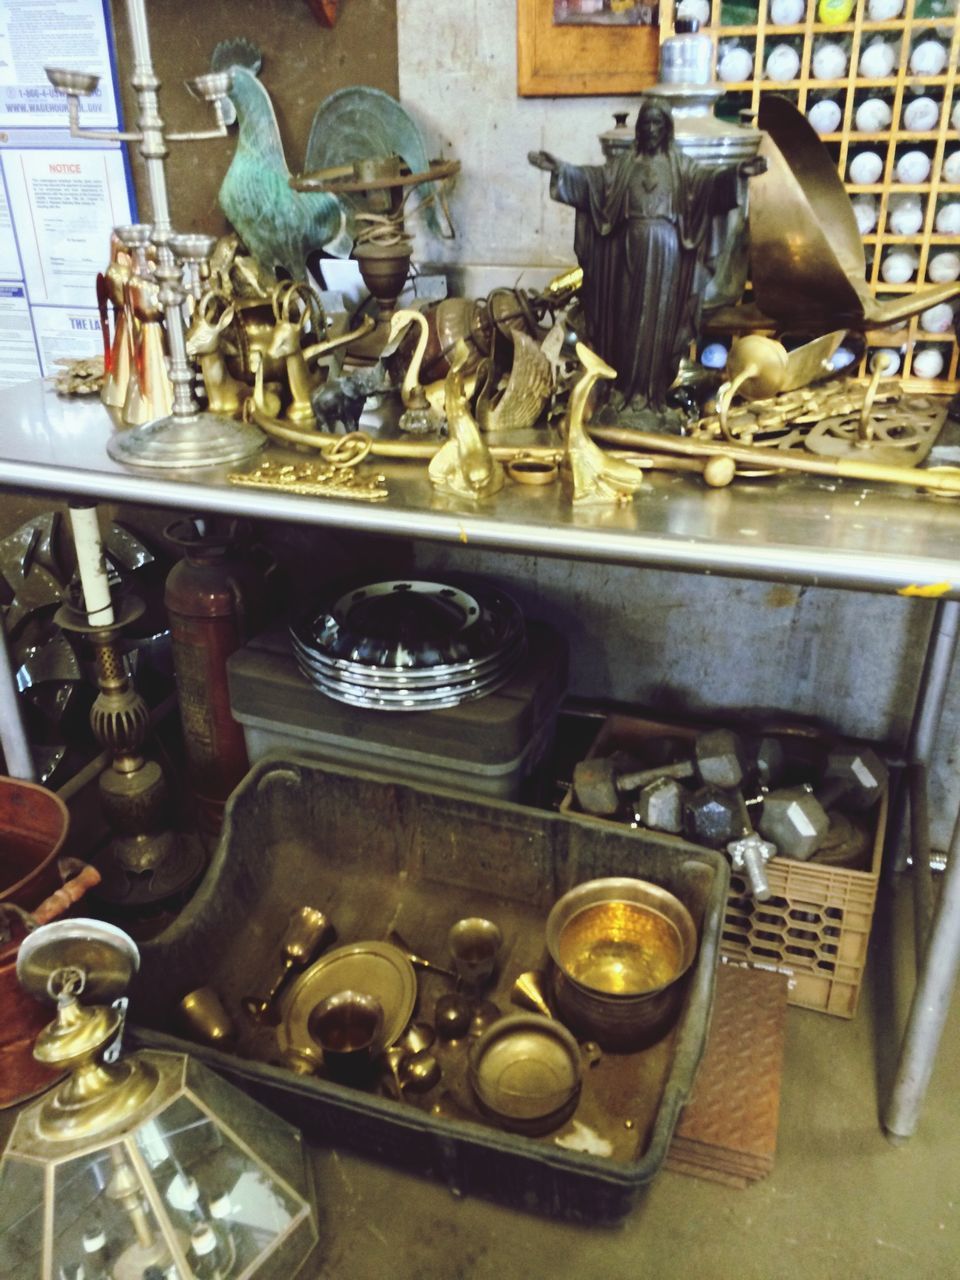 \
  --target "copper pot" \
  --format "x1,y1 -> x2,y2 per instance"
0,776 -> 70,910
